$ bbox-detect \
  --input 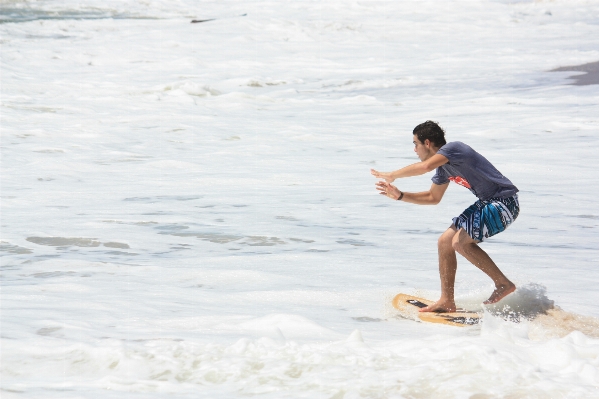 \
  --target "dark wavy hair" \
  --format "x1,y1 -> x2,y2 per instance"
413,121 -> 446,148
